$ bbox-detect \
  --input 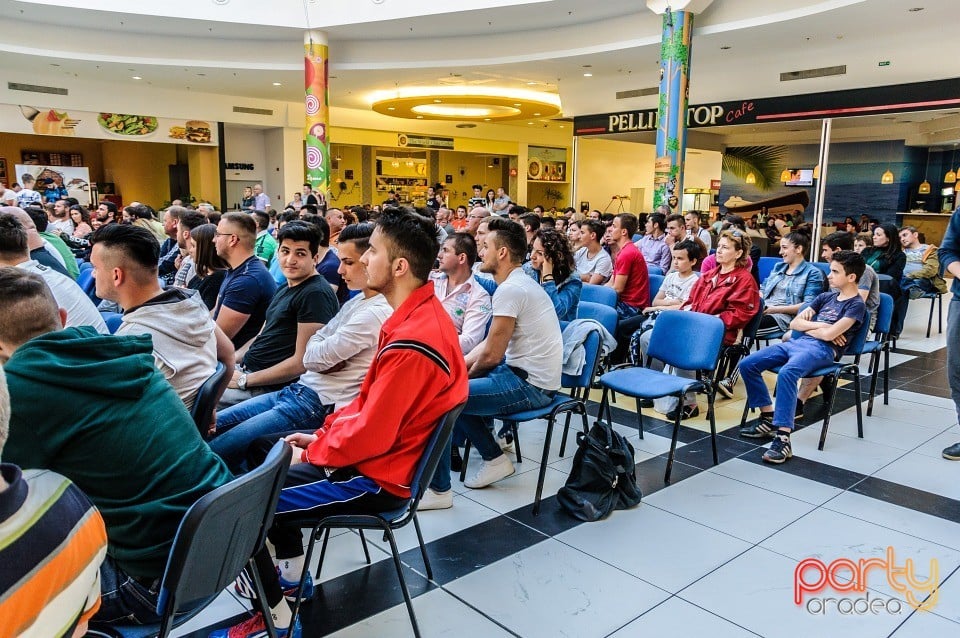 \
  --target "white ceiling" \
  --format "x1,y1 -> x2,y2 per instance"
1,0 -> 958,145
